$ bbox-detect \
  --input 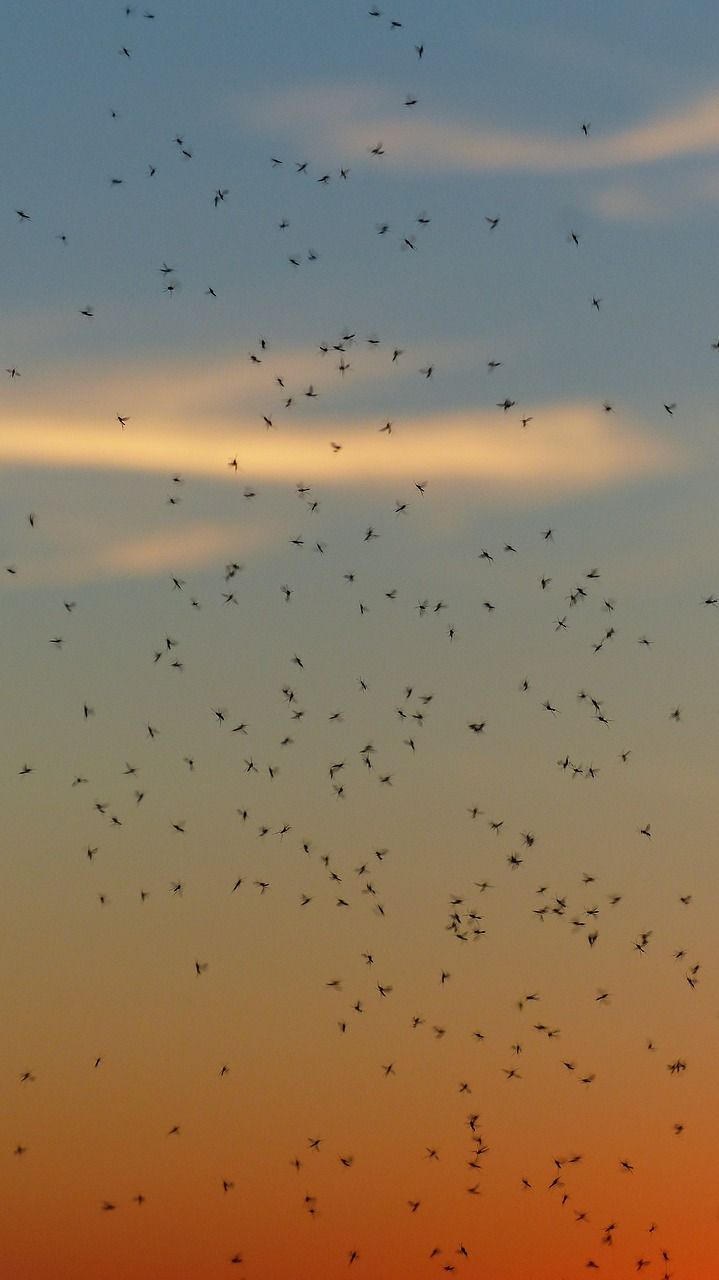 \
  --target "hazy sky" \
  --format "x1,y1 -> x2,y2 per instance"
3,3 -> 719,1278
